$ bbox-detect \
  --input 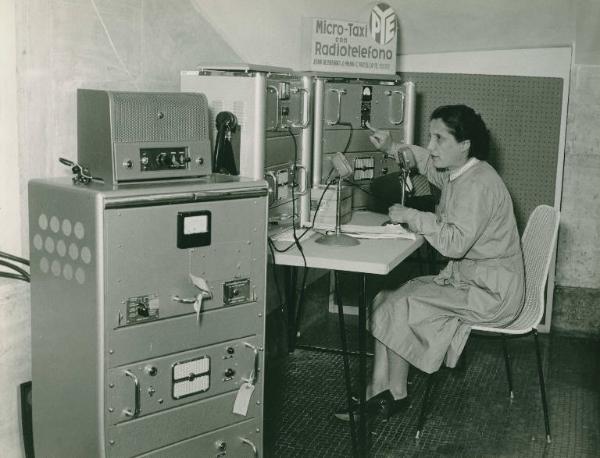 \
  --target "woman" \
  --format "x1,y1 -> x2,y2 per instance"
336,104 -> 524,420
